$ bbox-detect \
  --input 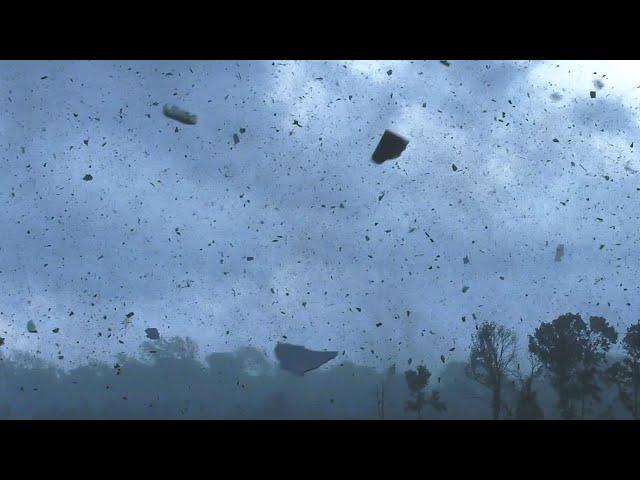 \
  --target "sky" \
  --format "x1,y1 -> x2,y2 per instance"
1,60 -> 640,373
